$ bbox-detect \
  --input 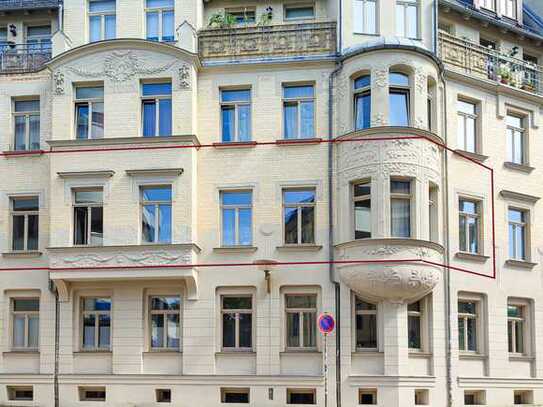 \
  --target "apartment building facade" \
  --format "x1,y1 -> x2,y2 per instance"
0,0 -> 542,406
